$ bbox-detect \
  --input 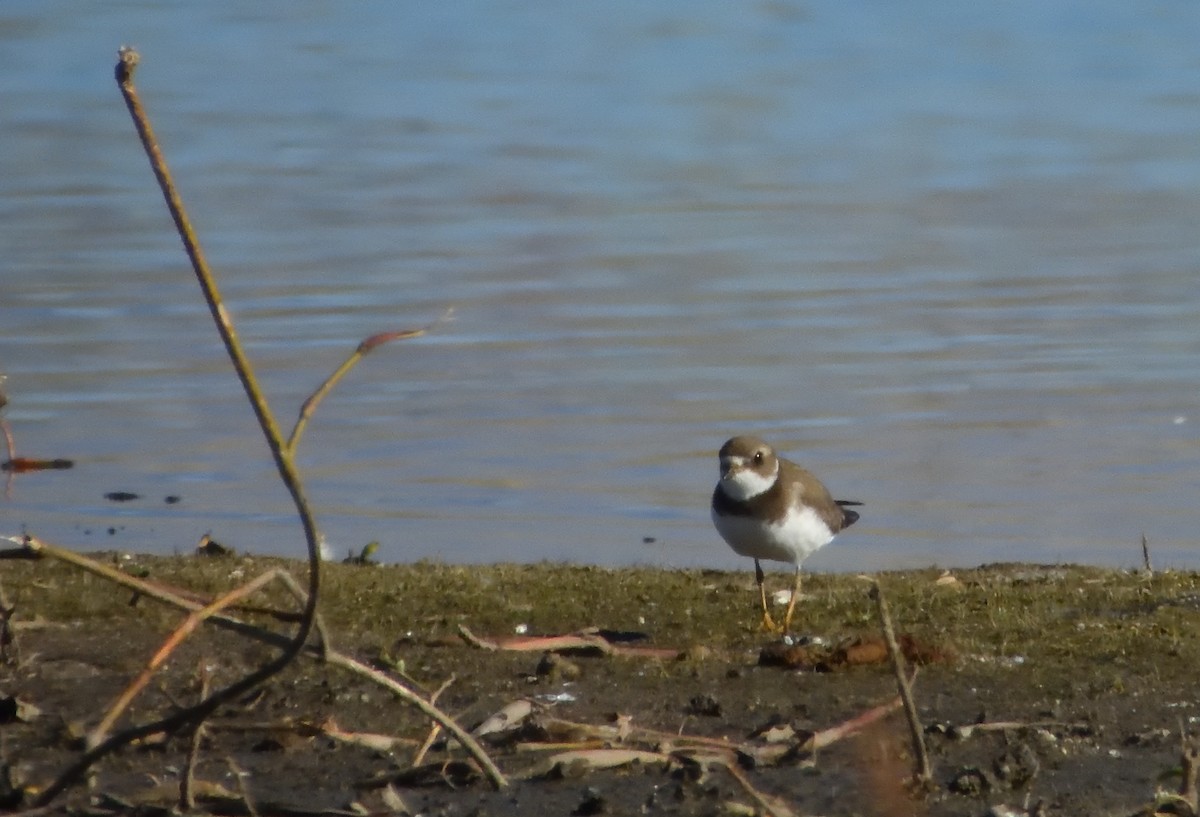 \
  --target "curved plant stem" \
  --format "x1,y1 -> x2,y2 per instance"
30,46 -> 324,807
31,50 -> 506,803
287,309 -> 453,455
